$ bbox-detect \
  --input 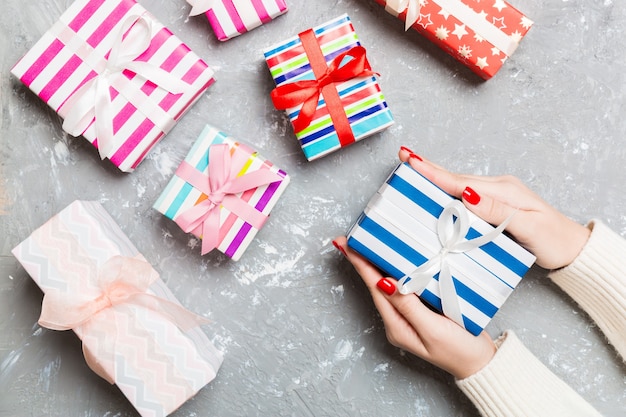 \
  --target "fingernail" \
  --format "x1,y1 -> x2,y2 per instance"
332,240 -> 347,257
376,278 -> 396,296
408,153 -> 423,162
463,186 -> 481,205
400,146 -> 414,154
